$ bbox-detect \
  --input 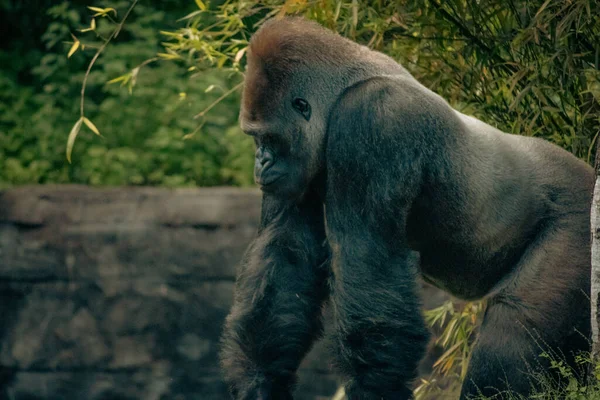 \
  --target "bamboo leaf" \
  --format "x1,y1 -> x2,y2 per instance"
159,30 -> 181,37
130,67 -> 140,88
234,47 -> 247,63
194,0 -> 207,10
82,117 -> 101,136
67,39 -> 80,58
66,118 -> 83,163
157,52 -> 181,60
217,56 -> 227,68
182,133 -> 195,140
334,1 -> 342,21
78,17 -> 95,33
432,340 -> 464,368
440,318 -> 458,347
107,74 -> 129,85
177,10 -> 203,21
87,6 -> 116,16
510,85 -> 531,111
